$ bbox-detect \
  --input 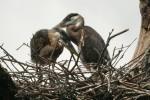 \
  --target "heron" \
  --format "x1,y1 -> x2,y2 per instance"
58,13 -> 111,70
30,28 -> 77,65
